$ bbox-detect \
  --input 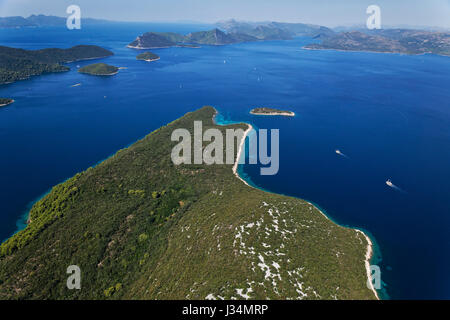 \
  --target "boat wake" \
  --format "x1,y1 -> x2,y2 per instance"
335,149 -> 349,159
386,179 -> 406,193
